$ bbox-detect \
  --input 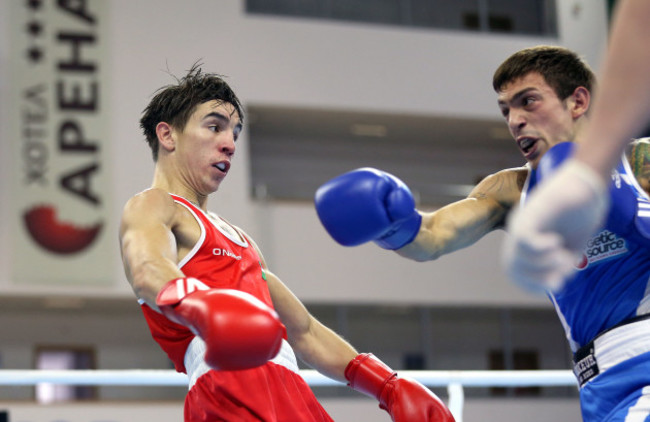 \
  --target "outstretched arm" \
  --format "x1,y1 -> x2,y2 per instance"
574,0 -> 650,179
315,167 -> 523,262
399,168 -> 524,261
260,251 -> 455,420
267,273 -> 357,380
249,237 -> 357,380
